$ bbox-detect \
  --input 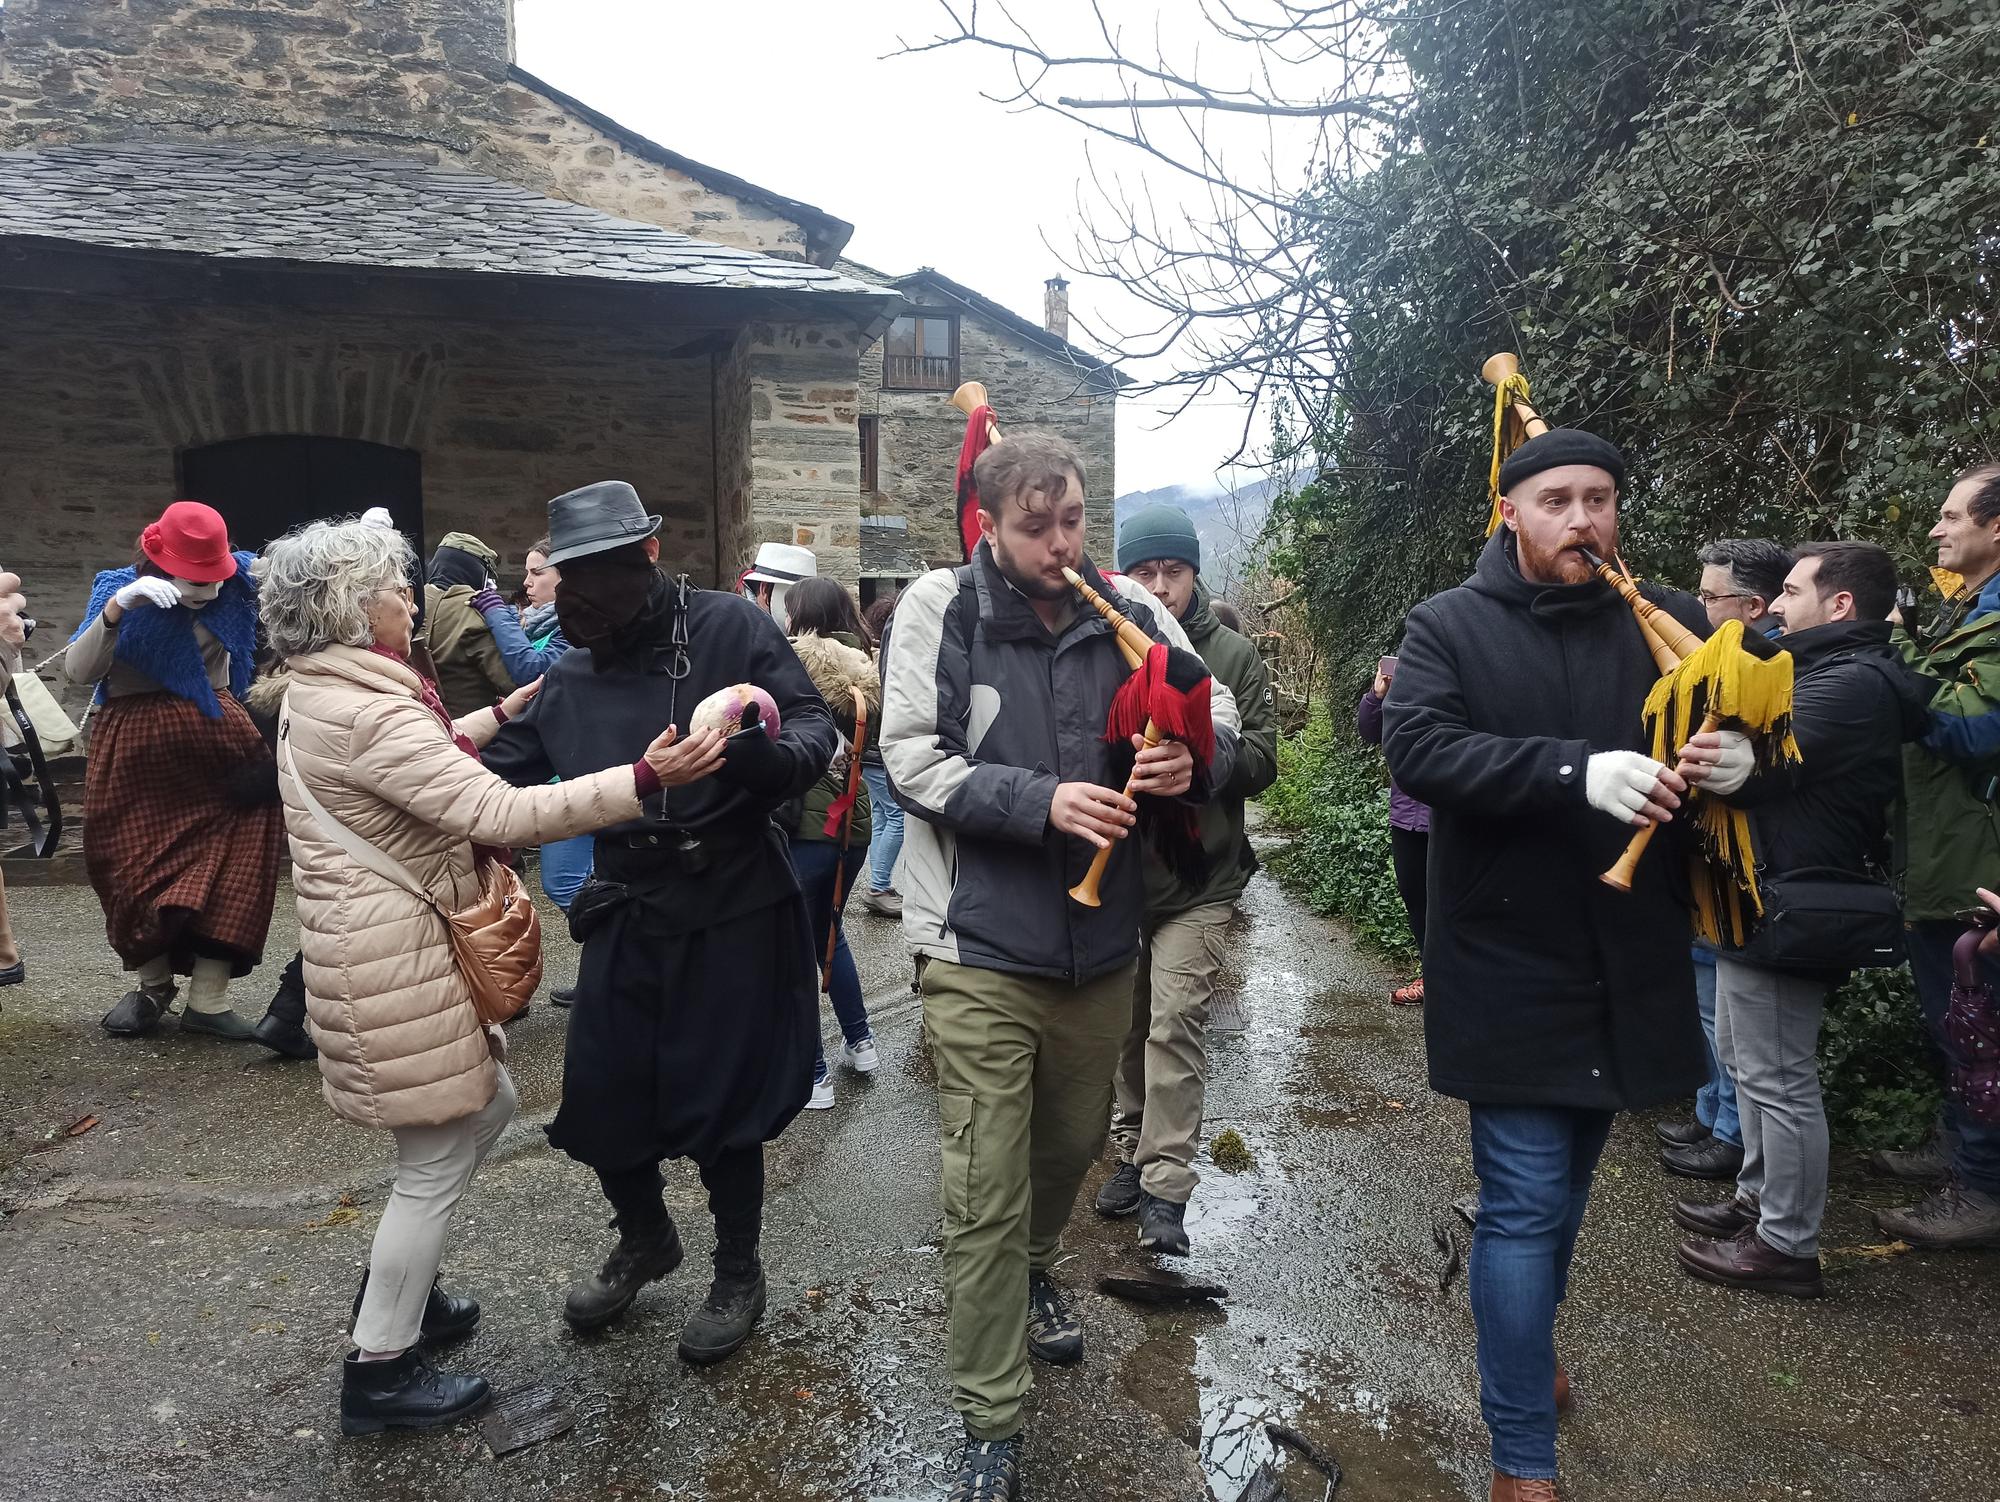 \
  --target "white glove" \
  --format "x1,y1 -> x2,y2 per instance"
113,576 -> 184,613
1586,750 -> 1673,827
1686,728 -> 1753,797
